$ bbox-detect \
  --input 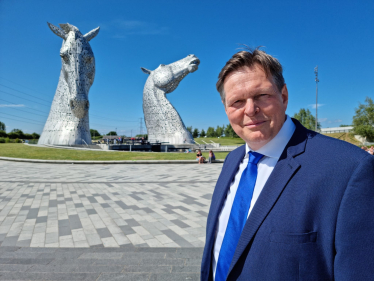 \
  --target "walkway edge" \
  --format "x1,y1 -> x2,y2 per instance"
0,156 -> 224,164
